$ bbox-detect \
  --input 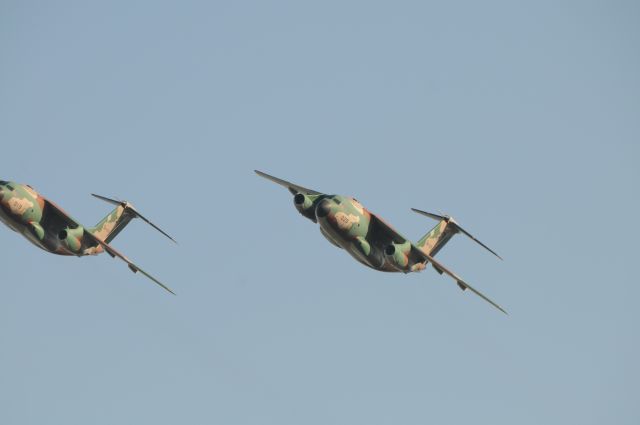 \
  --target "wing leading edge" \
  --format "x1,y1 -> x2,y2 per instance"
254,170 -> 323,195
